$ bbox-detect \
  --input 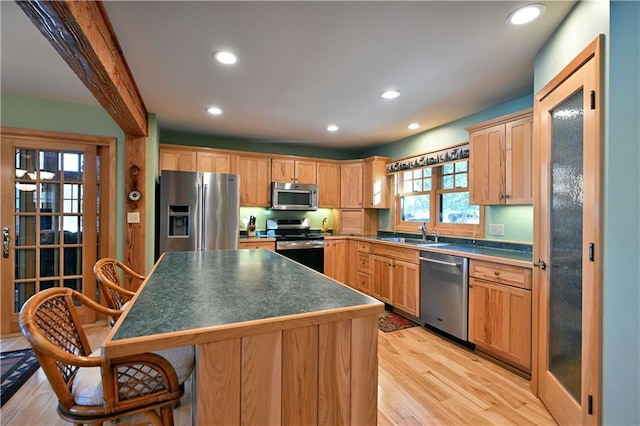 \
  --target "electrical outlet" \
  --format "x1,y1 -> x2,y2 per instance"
488,223 -> 505,236
127,212 -> 140,224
